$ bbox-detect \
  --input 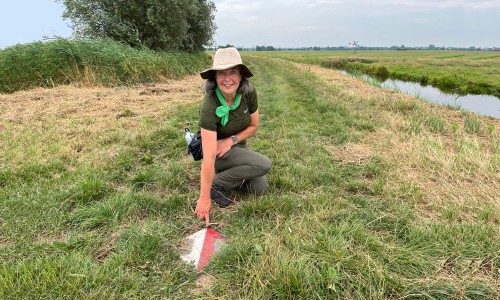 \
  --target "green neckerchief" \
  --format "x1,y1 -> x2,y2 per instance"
215,87 -> 241,127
